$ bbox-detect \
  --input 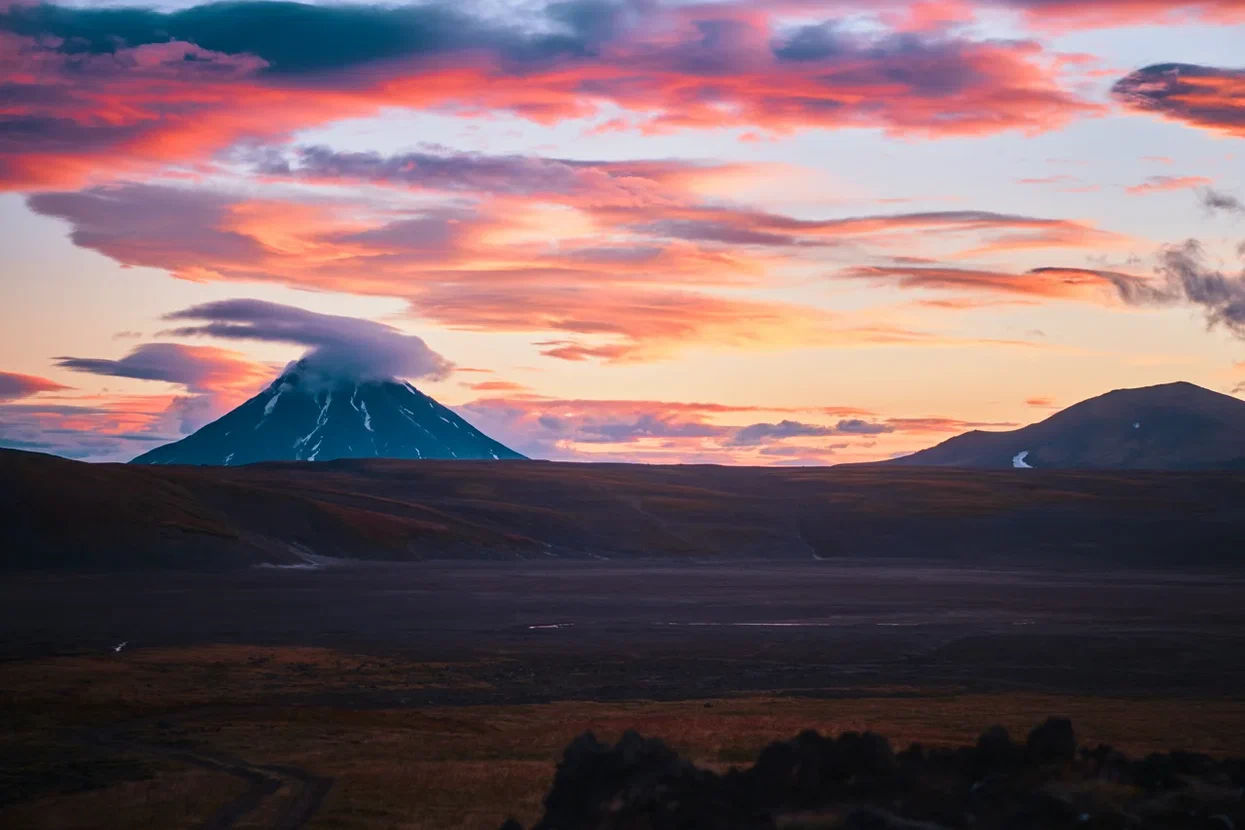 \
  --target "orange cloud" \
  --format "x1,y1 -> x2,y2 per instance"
1016,174 -> 1081,185
463,380 -> 529,392
413,283 -> 844,362
883,416 -> 1018,432
52,342 -> 275,427
29,183 -> 1094,361
951,222 -> 1131,258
